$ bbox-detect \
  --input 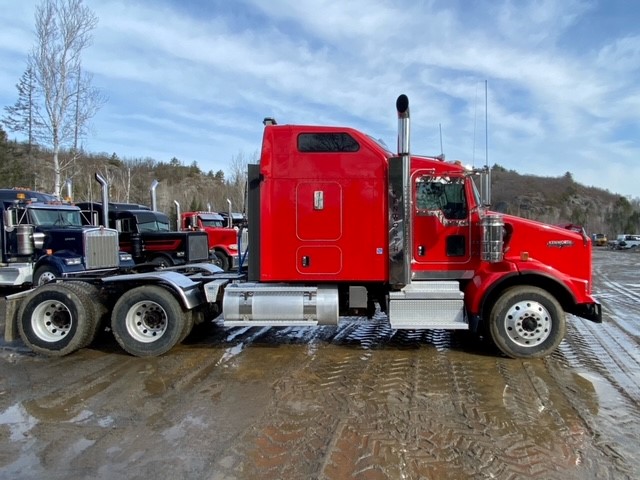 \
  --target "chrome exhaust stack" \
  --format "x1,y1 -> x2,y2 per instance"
388,94 -> 412,287
397,94 -> 410,156
64,179 -> 73,202
95,173 -> 109,227
150,180 -> 159,211
173,200 -> 181,230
